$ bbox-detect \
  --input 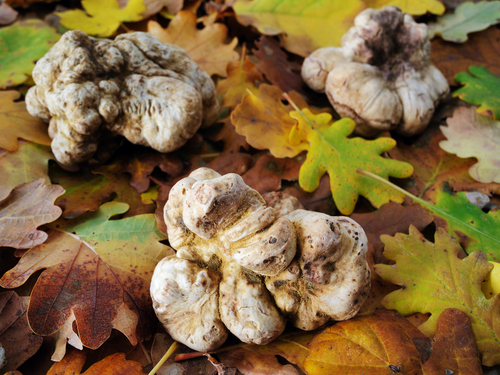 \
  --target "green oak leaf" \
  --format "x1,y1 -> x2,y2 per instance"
428,1 -> 500,43
375,226 -> 500,366
0,20 -> 60,88
454,65 -> 500,120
